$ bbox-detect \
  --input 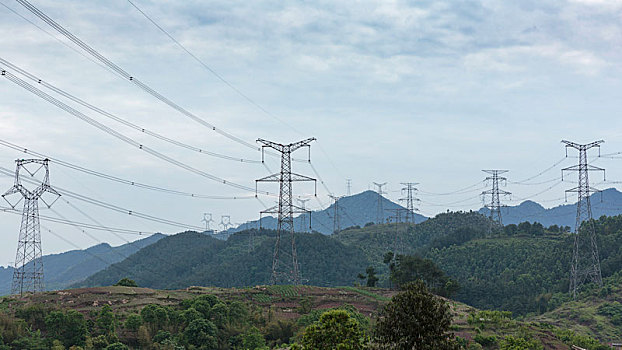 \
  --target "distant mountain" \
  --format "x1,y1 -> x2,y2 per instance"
227,190 -> 427,236
0,233 -> 164,296
479,187 -> 622,228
